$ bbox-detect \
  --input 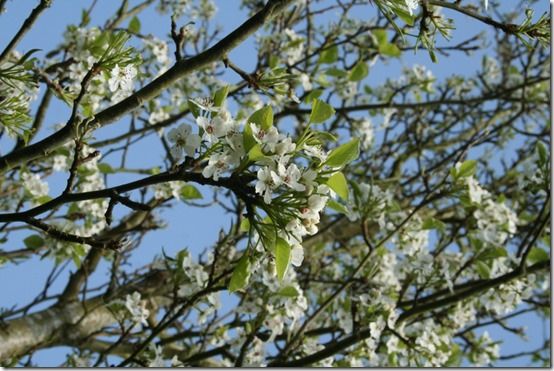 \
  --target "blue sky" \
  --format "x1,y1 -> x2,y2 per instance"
0,0 -> 549,366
